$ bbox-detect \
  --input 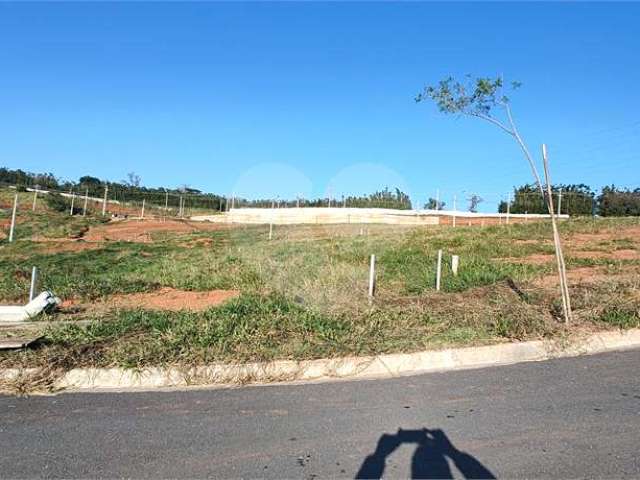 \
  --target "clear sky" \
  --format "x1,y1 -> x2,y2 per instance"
1,2 -> 638,211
